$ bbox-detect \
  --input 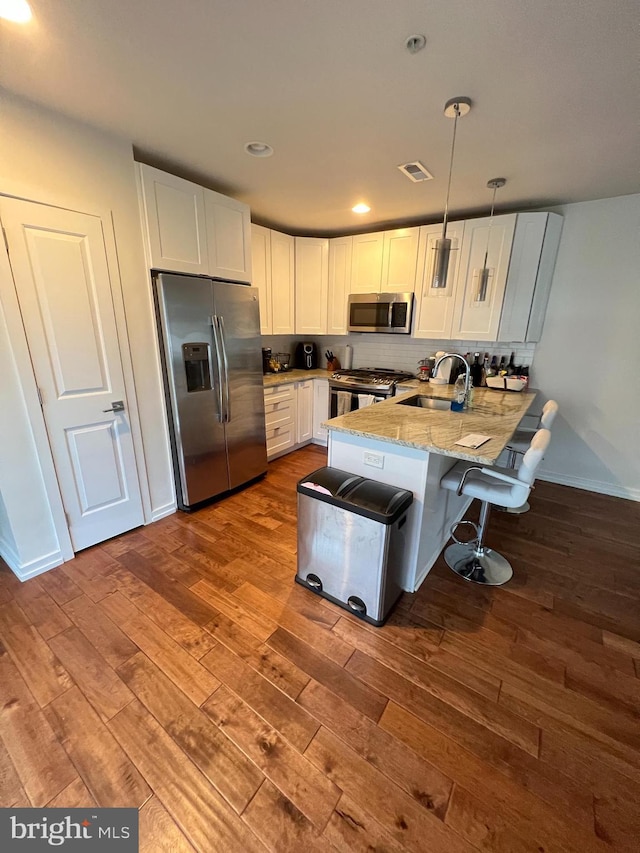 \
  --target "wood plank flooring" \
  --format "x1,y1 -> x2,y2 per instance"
1,445 -> 639,851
